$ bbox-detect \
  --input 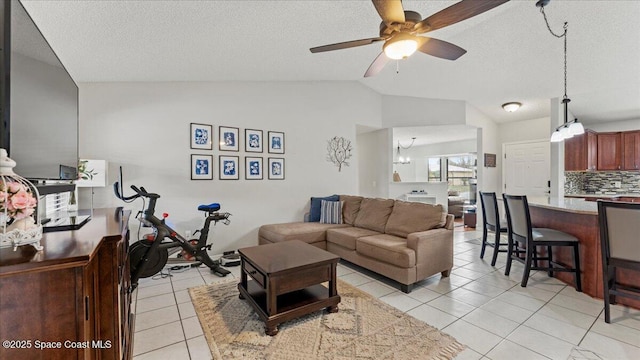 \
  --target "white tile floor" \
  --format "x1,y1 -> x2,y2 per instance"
130,228 -> 640,360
